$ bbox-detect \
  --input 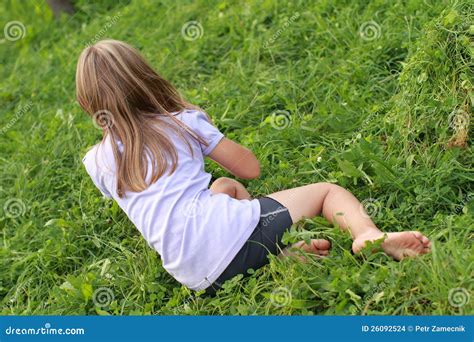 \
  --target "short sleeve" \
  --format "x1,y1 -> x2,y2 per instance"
186,111 -> 224,156
82,150 -> 113,198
